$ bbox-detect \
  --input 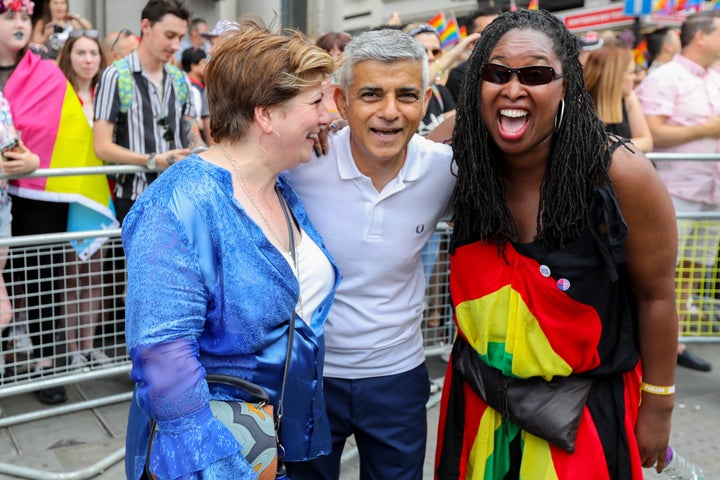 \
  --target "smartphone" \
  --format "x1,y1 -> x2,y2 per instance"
1,138 -> 19,161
